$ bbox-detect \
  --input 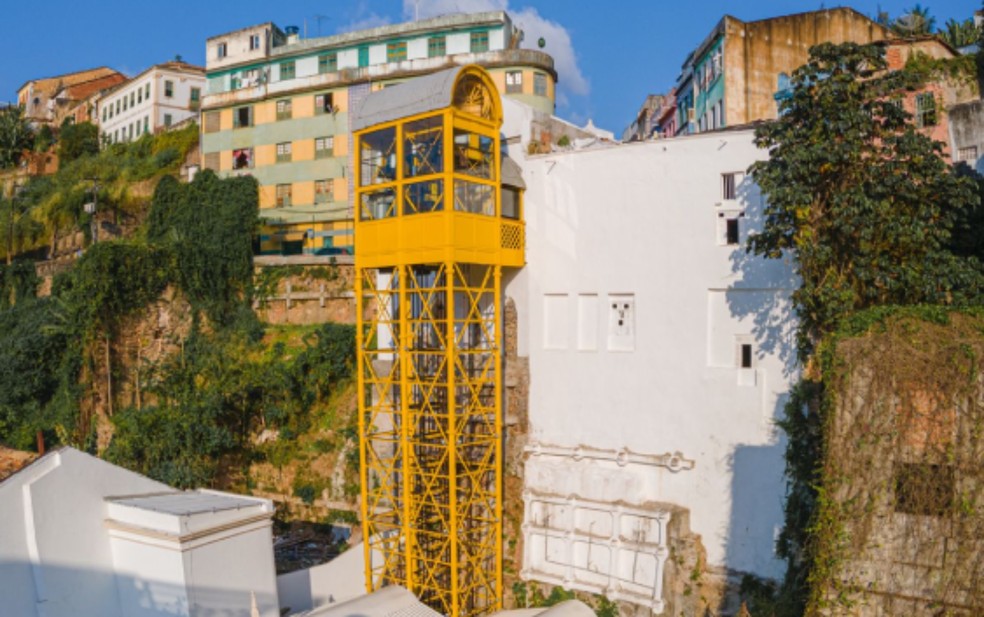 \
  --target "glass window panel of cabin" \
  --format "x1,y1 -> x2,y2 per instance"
359,127 -> 397,186
403,116 -> 443,177
403,179 -> 444,215
453,129 -> 494,180
454,181 -> 494,216
361,188 -> 396,220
